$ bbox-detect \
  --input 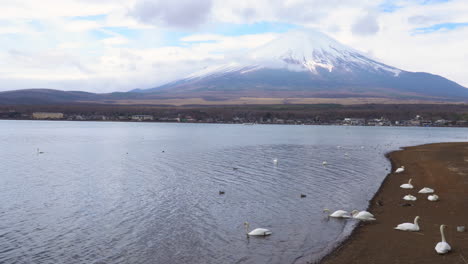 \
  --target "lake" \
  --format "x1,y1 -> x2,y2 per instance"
1,121 -> 467,264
